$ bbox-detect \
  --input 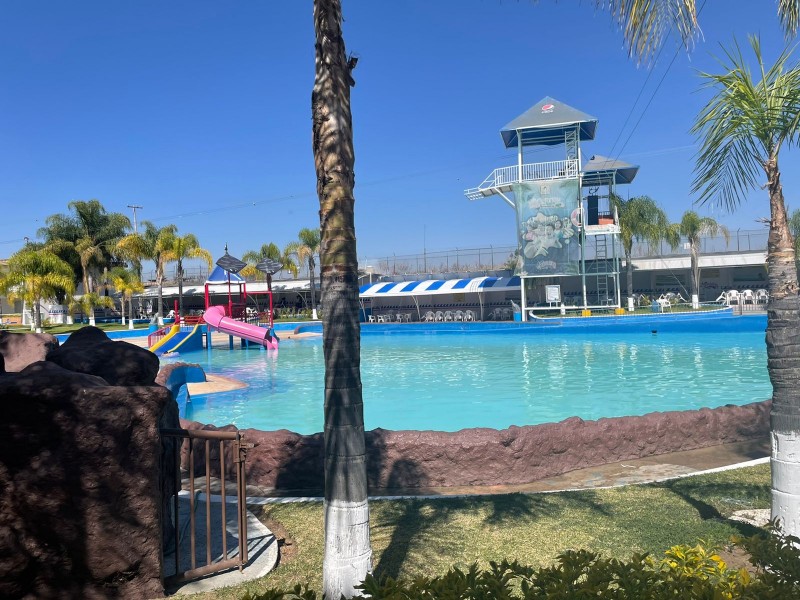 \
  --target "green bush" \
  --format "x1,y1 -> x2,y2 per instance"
242,525 -> 800,599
